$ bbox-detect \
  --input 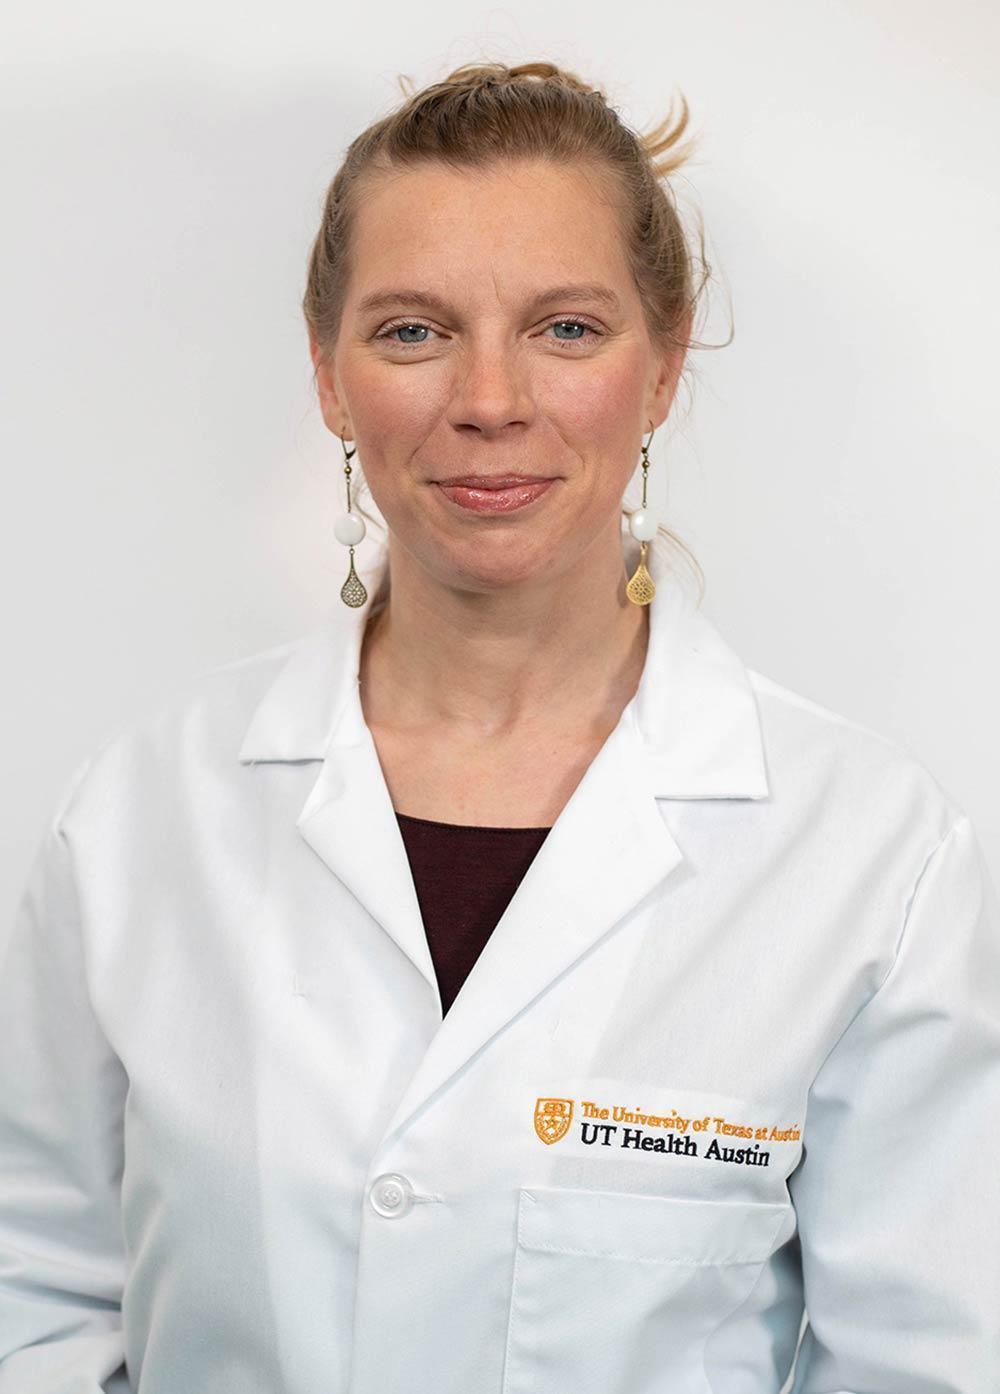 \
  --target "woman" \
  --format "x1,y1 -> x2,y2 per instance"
2,61 -> 998,1394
